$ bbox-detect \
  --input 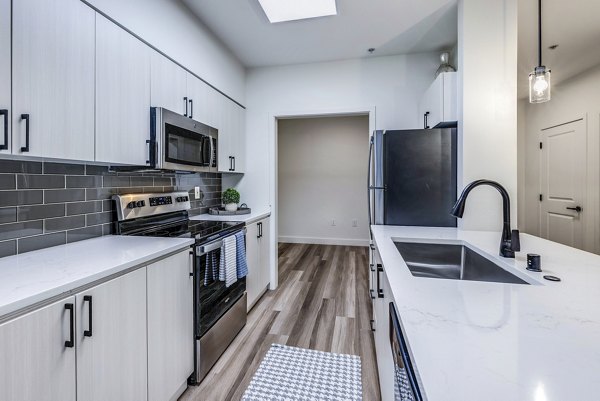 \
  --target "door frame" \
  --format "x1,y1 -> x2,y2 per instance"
268,106 -> 376,289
